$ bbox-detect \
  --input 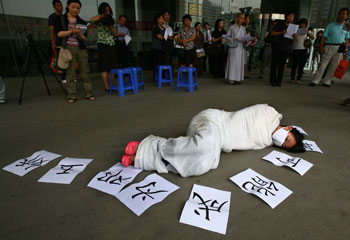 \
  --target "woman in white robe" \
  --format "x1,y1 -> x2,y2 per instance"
225,13 -> 248,85
124,104 -> 305,177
